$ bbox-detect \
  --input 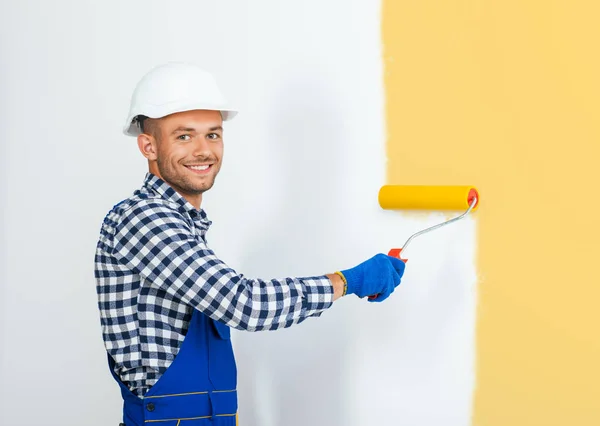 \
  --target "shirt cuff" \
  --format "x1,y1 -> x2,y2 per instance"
301,275 -> 335,317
